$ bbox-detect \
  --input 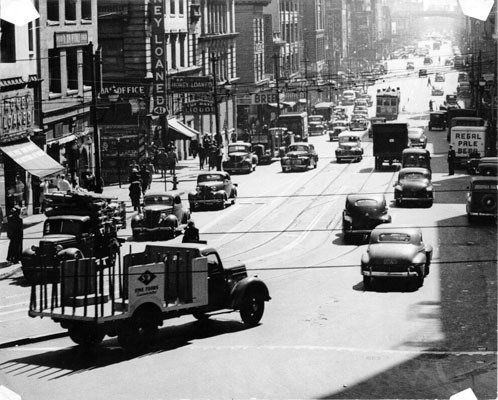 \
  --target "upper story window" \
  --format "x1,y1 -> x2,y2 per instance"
0,20 -> 16,62
49,48 -> 62,95
65,0 -> 77,22
179,0 -> 184,15
81,0 -> 92,22
170,0 -> 176,15
47,0 -> 60,23
66,47 -> 79,92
